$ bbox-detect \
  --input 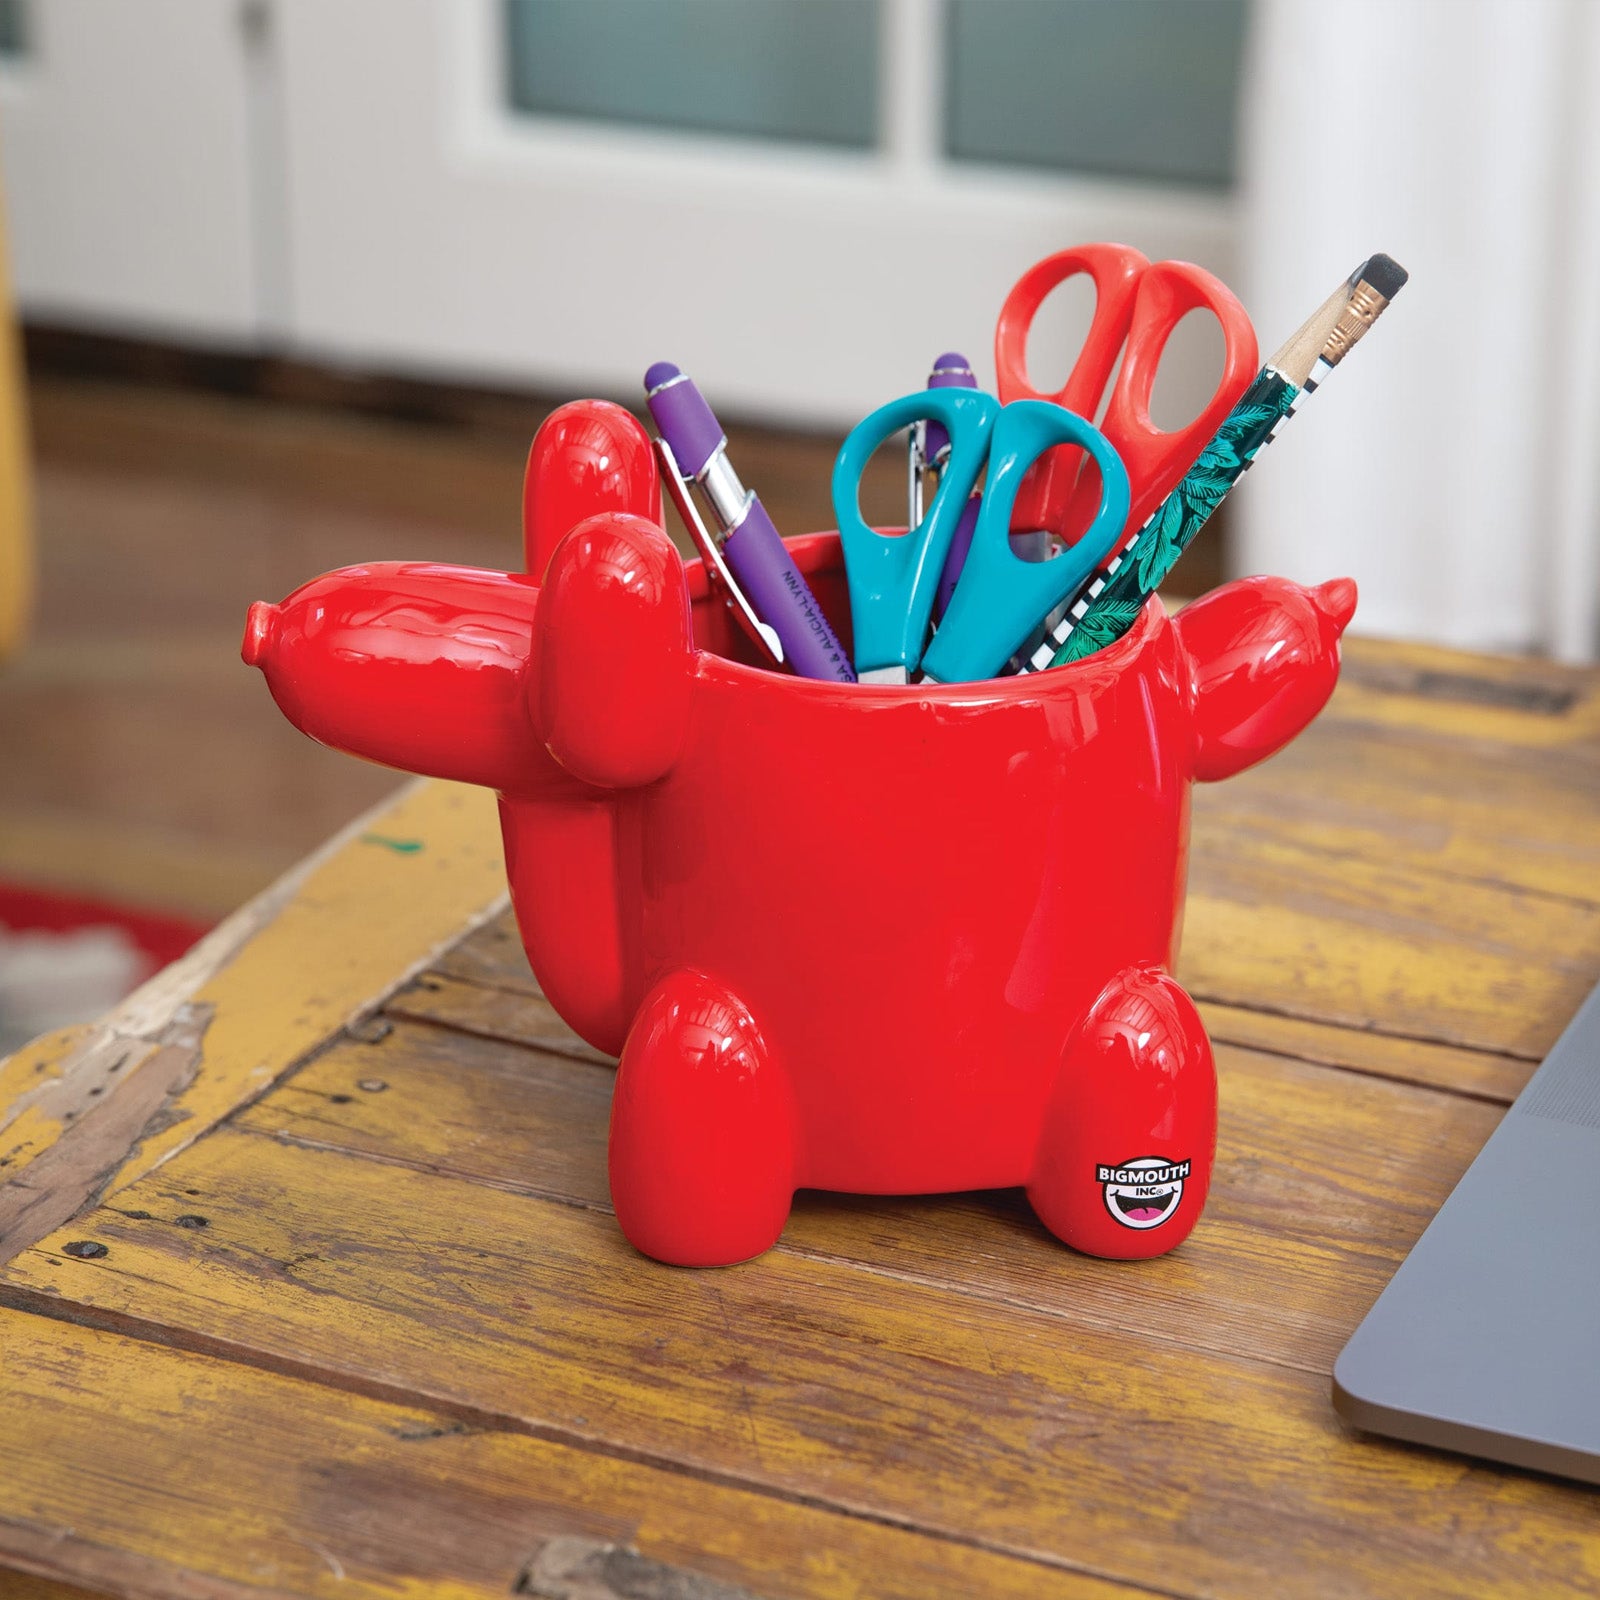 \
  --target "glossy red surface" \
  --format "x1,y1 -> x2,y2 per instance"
1177,573 -> 1359,781
535,511 -> 694,789
242,562 -> 549,794
245,399 -> 1355,1267
521,399 -> 661,579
